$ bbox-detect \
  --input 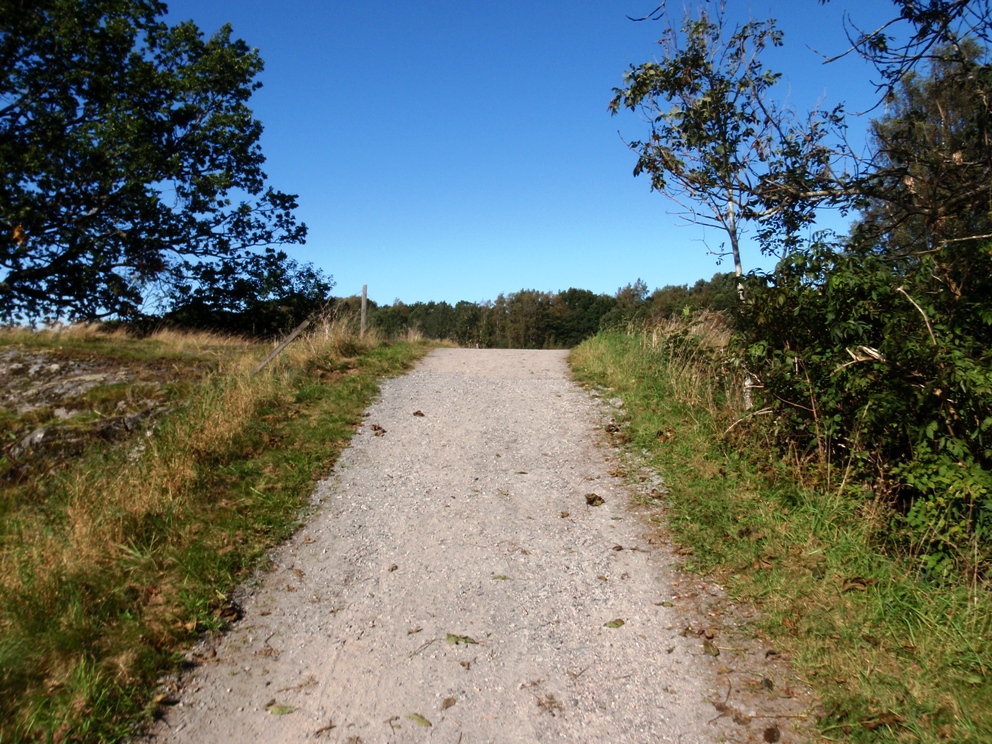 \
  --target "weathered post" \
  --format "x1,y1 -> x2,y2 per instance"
361,284 -> 368,337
